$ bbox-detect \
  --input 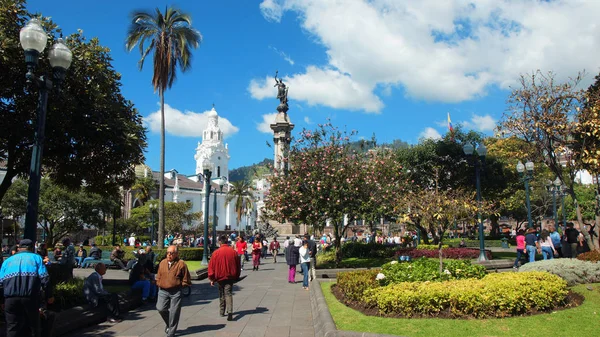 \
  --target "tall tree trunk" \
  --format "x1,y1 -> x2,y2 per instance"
158,92 -> 166,249
572,193 -> 595,251
334,219 -> 343,267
